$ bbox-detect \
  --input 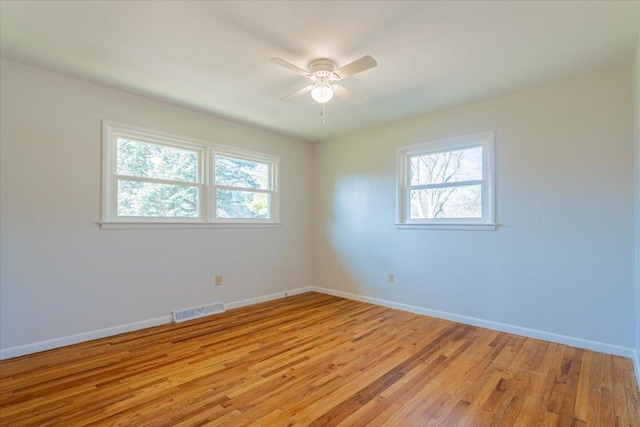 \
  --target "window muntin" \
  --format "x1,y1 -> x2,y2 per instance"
102,122 -> 279,225
398,132 -> 495,228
